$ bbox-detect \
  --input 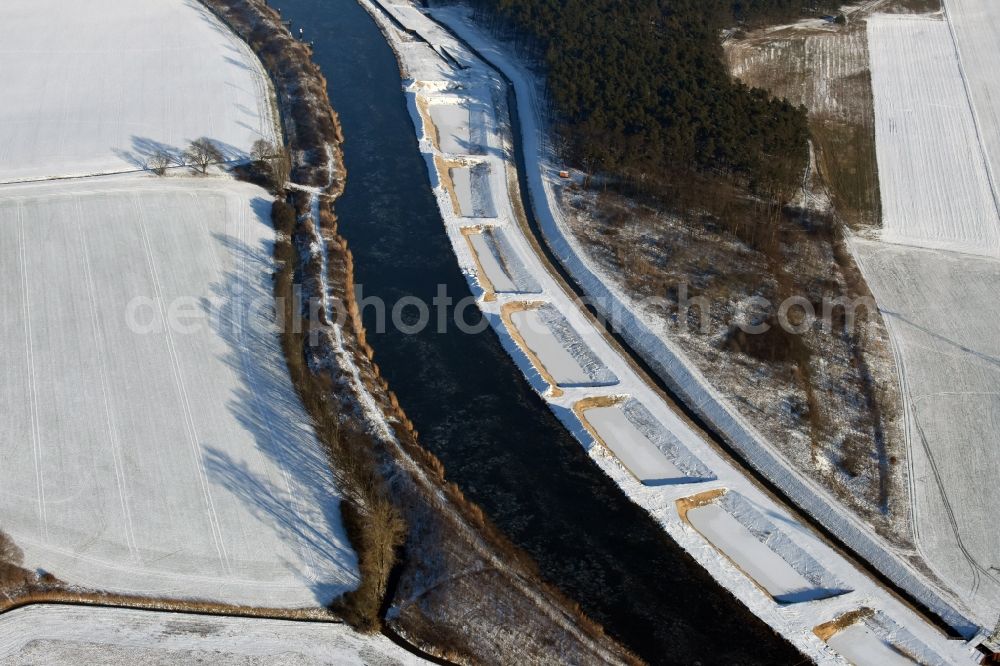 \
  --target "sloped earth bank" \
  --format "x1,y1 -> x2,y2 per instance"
270,0 -> 806,663
199,1 -> 638,664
